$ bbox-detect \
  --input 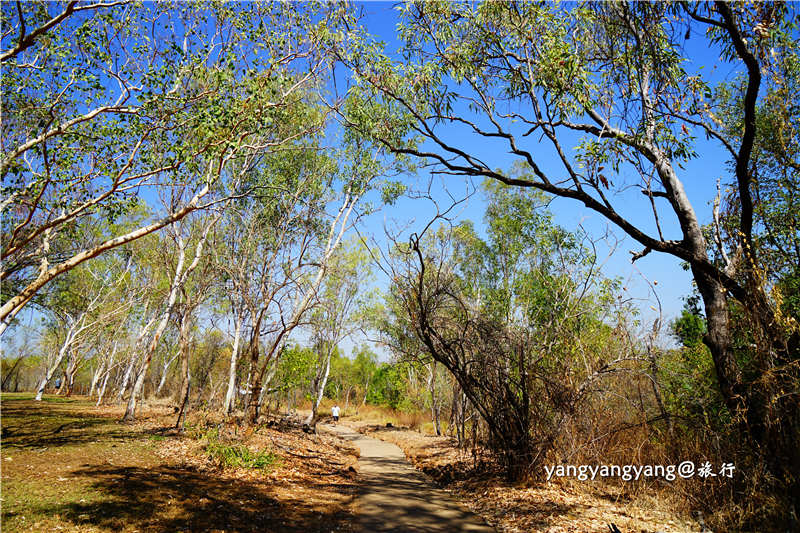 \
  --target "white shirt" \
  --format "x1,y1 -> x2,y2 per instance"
331,406 -> 340,417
